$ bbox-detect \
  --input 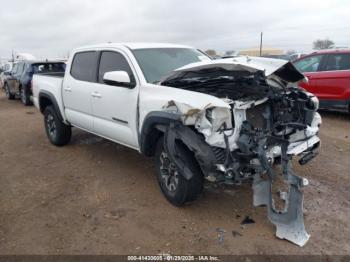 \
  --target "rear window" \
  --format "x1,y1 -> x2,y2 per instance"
70,51 -> 99,82
30,63 -> 65,74
324,54 -> 350,71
